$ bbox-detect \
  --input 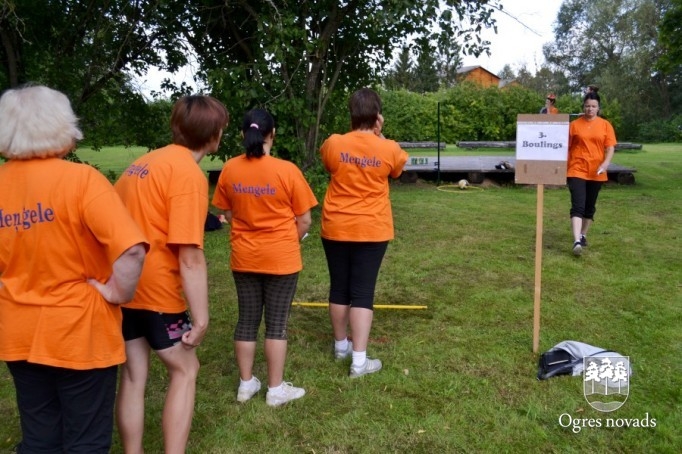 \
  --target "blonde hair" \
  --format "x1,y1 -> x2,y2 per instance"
0,85 -> 83,160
